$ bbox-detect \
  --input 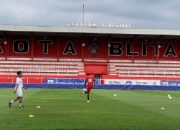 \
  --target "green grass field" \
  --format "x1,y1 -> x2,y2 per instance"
1,88 -> 180,130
